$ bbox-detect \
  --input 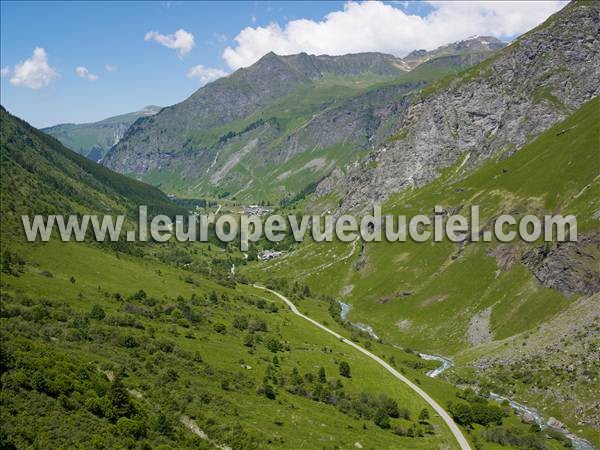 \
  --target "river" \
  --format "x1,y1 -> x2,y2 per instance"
337,301 -> 596,450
